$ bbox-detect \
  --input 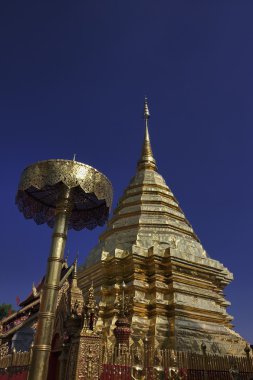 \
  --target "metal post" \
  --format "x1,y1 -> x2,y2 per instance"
201,341 -> 208,380
28,186 -> 72,380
